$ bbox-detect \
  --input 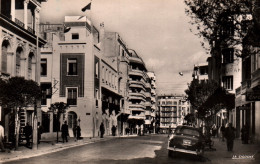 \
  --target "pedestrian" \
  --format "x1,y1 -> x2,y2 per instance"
112,125 -> 116,136
24,122 -> 32,147
168,126 -> 171,137
76,125 -> 81,140
37,122 -> 43,144
225,123 -> 236,151
73,125 -> 77,141
241,124 -> 249,144
220,124 -> 225,142
61,121 -> 68,143
211,124 -> 217,138
0,124 -> 5,152
100,122 -> 105,138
